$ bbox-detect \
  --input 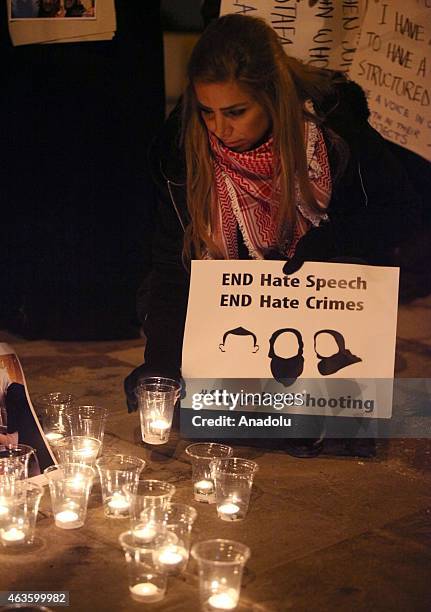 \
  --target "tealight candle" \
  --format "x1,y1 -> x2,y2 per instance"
55,509 -> 81,529
129,582 -> 163,603
208,589 -> 238,610
1,526 -> 26,544
150,418 -> 170,433
132,525 -> 157,543
70,474 -> 85,492
75,439 -> 100,462
108,493 -> 130,512
217,502 -> 240,521
45,432 -> 64,442
156,544 -> 188,570
194,479 -> 215,503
